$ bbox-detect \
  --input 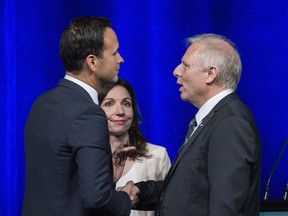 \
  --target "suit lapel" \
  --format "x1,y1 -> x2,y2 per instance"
165,115 -> 211,181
